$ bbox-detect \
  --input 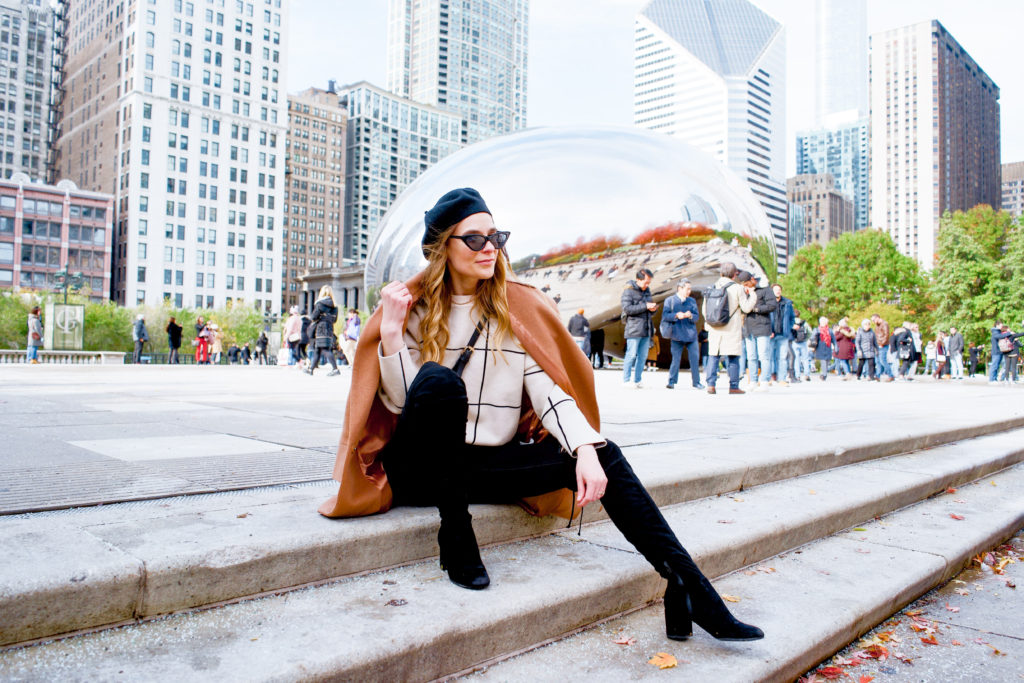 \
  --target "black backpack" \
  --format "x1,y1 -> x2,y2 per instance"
703,282 -> 734,327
